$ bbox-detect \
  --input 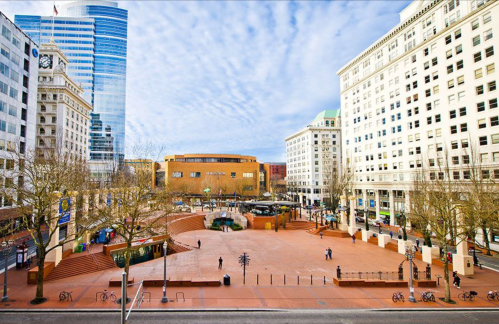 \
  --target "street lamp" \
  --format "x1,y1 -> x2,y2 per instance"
161,241 -> 168,303
2,239 -> 15,302
400,208 -> 407,241
364,206 -> 369,231
274,202 -> 279,232
405,245 -> 417,303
